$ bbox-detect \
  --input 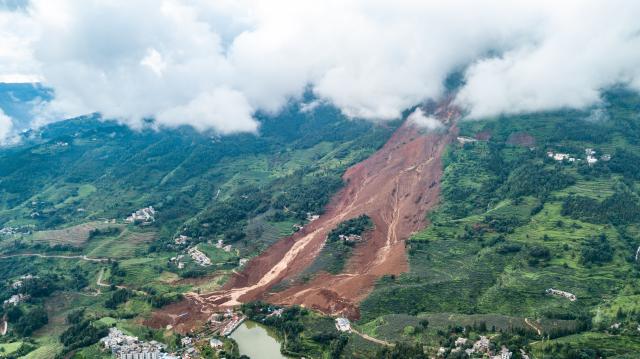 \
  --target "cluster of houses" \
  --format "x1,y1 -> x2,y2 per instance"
338,234 -> 362,242
215,239 -> 232,253
187,246 -> 212,266
174,235 -> 189,245
208,309 -> 246,336
335,317 -> 351,332
11,274 -> 36,289
3,294 -> 28,307
100,327 -> 178,359
125,206 -> 156,225
546,288 -> 577,301
178,334 -> 225,357
440,336 -> 514,359
170,238 -> 247,270
546,148 -> 611,166
0,227 -> 18,237
456,136 -> 478,144
169,255 -> 185,269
